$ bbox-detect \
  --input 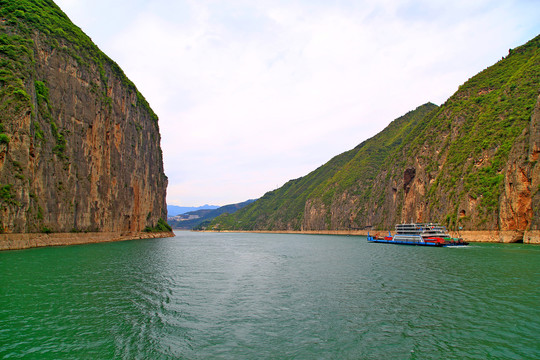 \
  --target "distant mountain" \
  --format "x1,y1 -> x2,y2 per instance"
209,34 -> 540,243
167,204 -> 220,216
169,200 -> 256,229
